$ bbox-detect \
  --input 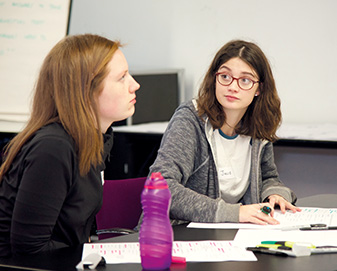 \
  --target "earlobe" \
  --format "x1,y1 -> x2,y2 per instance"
255,90 -> 260,97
